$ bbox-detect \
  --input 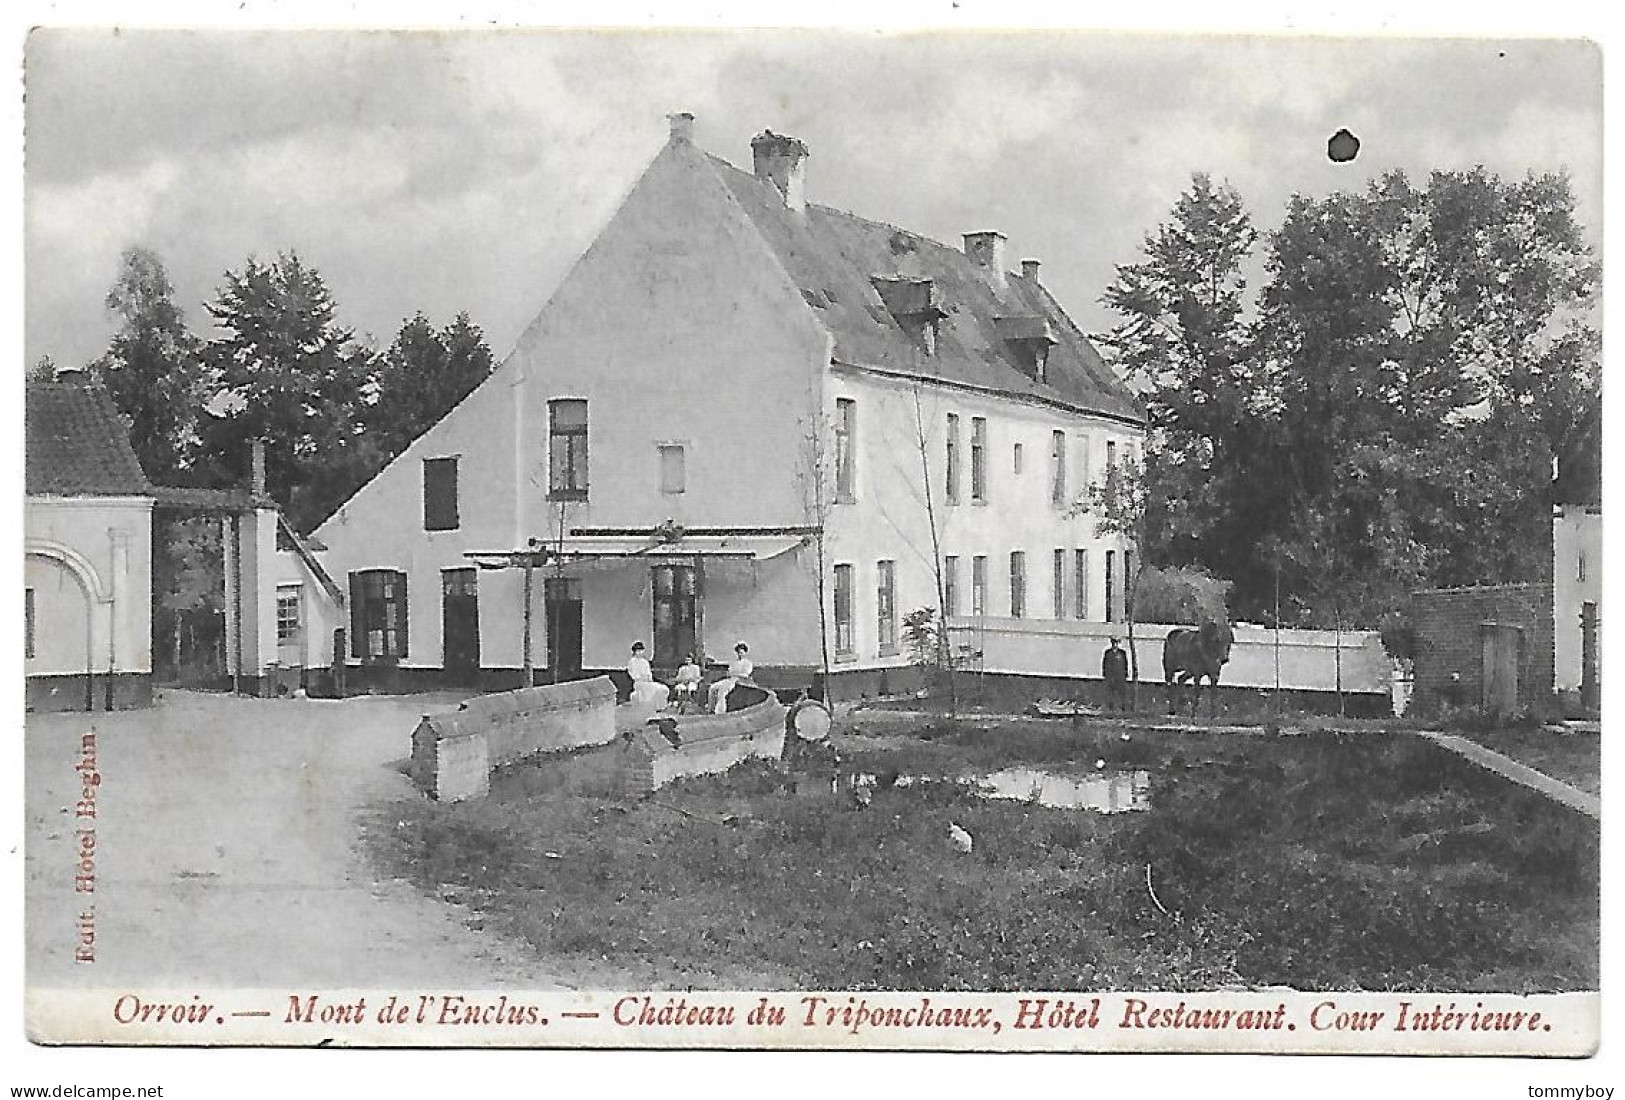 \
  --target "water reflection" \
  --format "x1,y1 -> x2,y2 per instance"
975,768 -> 1152,813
